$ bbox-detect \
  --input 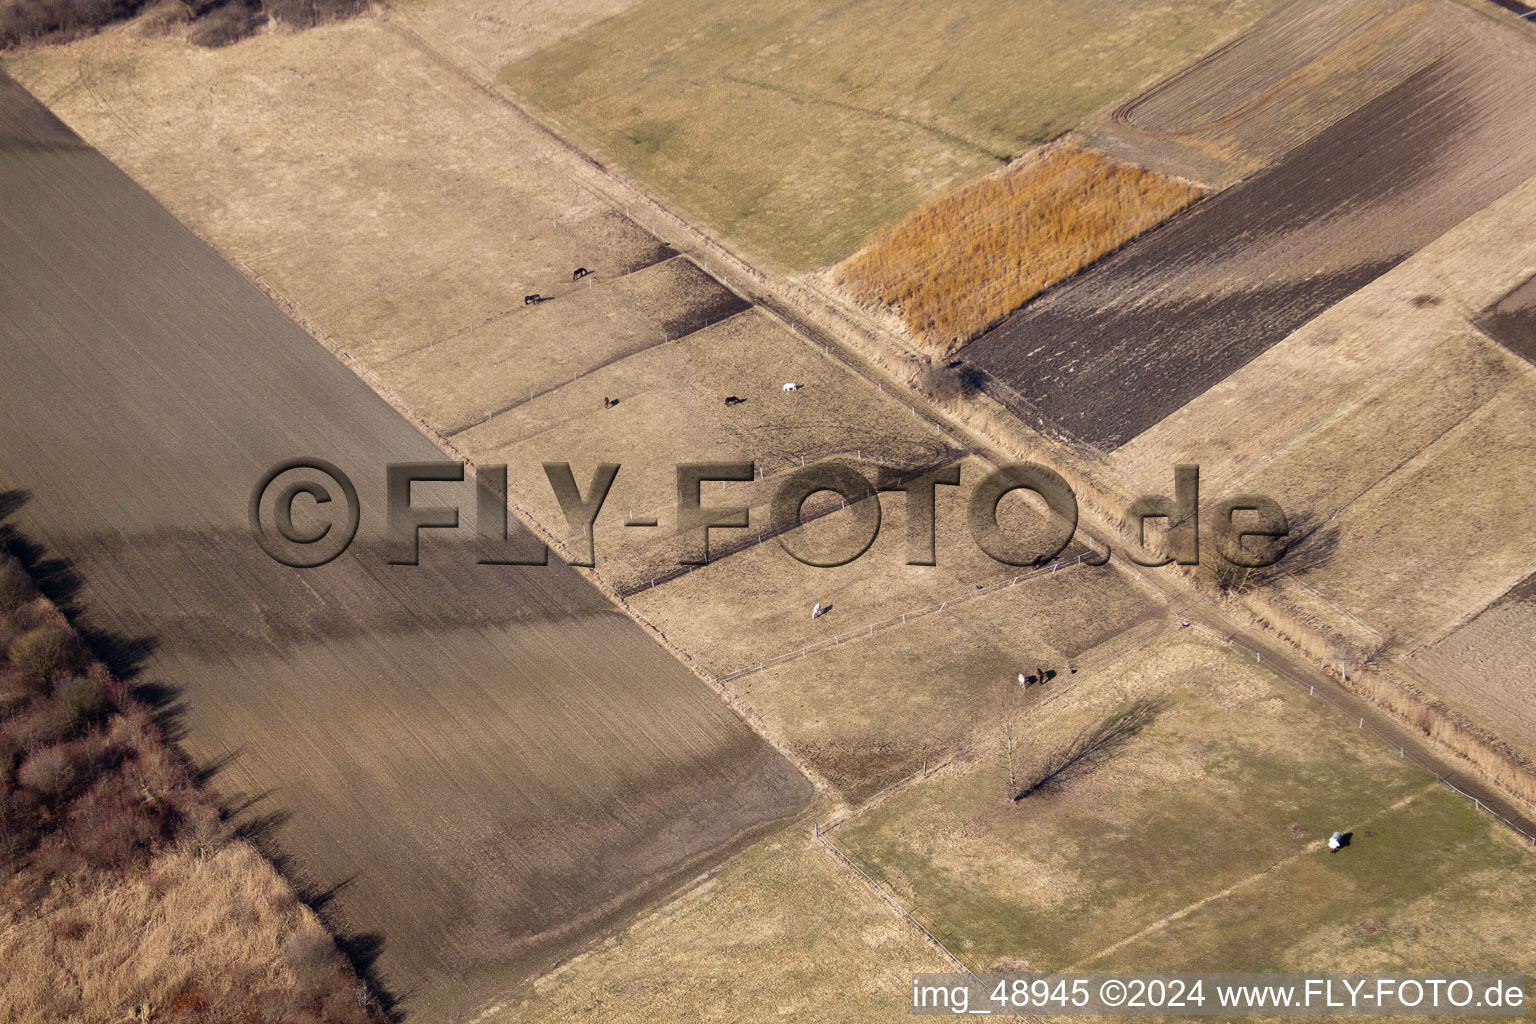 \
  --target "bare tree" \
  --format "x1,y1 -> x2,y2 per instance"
996,674 -> 1066,798
997,678 -> 1021,793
